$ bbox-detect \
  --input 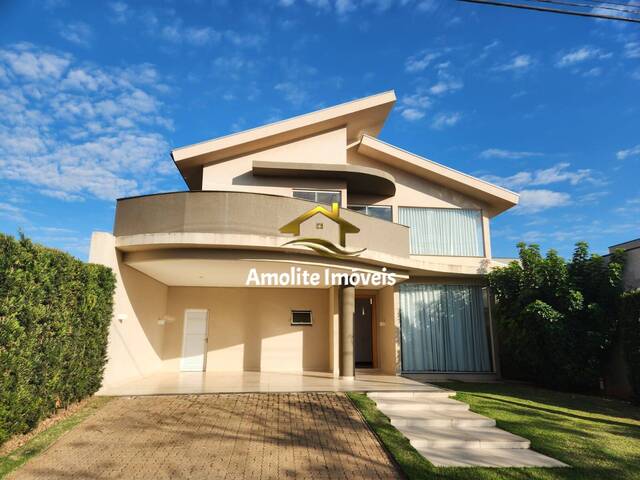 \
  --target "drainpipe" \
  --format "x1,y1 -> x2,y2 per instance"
340,283 -> 355,378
